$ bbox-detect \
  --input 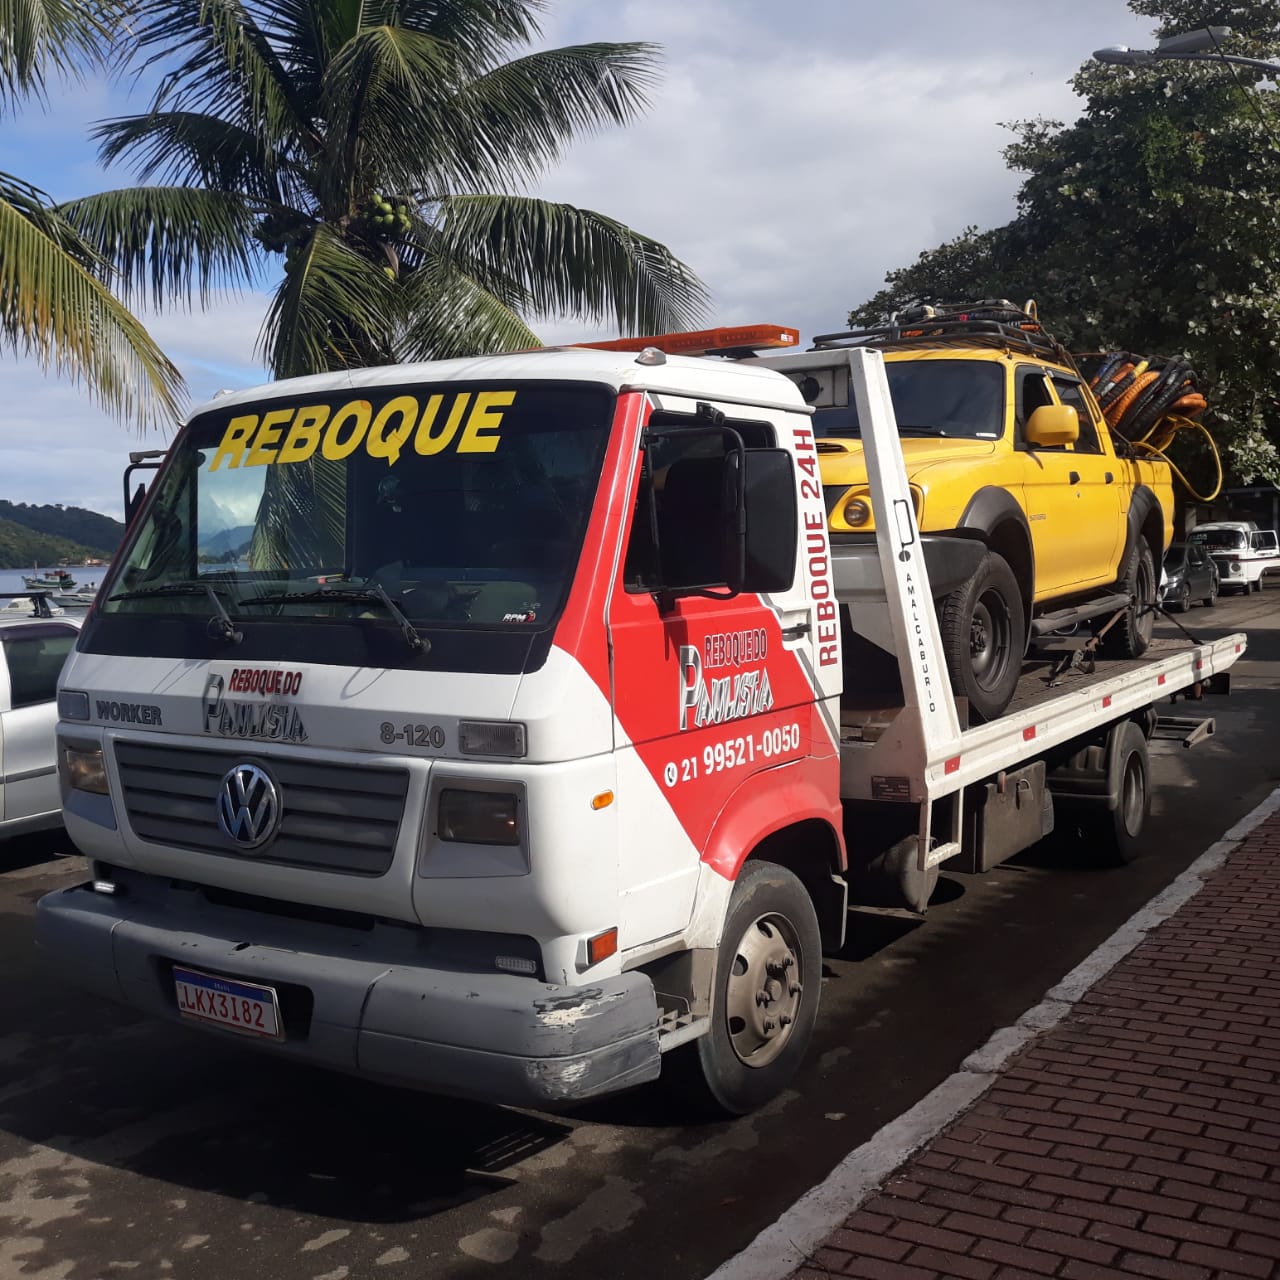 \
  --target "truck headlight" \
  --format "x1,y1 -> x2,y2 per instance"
841,497 -> 872,527
63,744 -> 109,795
438,789 -> 521,845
